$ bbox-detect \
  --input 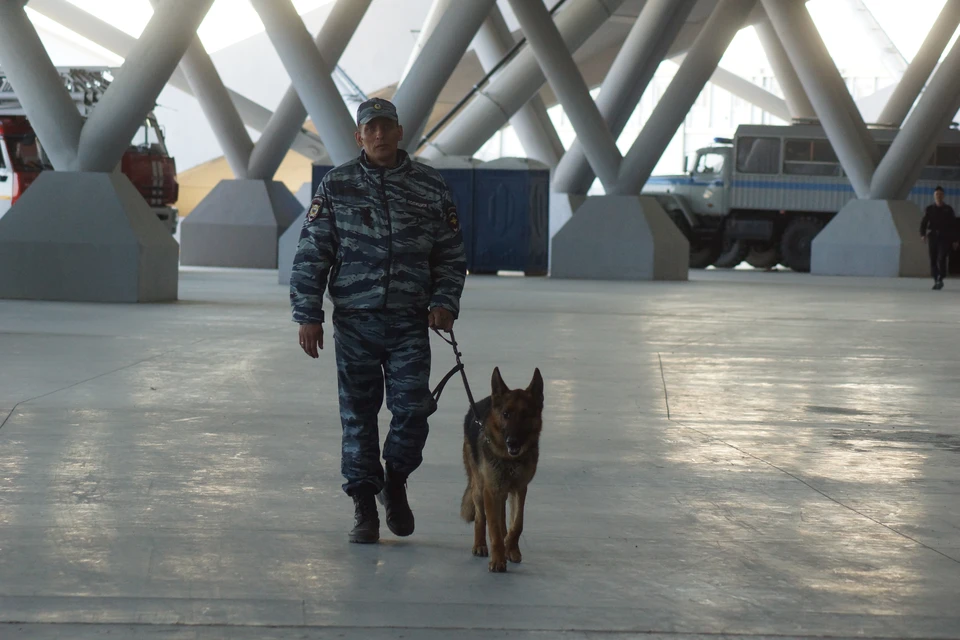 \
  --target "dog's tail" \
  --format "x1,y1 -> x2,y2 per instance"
460,476 -> 475,522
